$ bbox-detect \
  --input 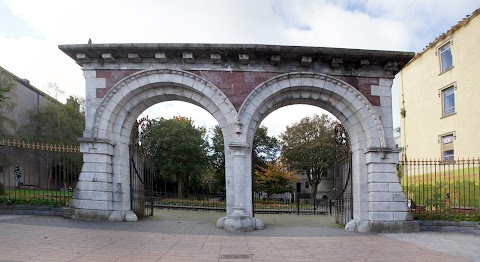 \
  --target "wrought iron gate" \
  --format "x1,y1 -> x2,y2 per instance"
333,124 -> 353,226
129,118 -> 154,217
